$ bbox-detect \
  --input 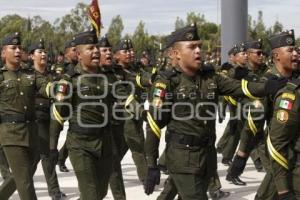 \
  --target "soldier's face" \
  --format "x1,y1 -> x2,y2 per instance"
116,50 -> 130,66
229,54 -> 236,64
77,44 -> 100,69
3,45 -> 21,67
235,52 -> 248,66
247,49 -> 263,66
130,48 -> 135,62
276,46 -> 298,71
31,49 -> 48,67
65,47 -> 78,63
100,47 -> 112,66
140,57 -> 149,66
175,41 -> 202,71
